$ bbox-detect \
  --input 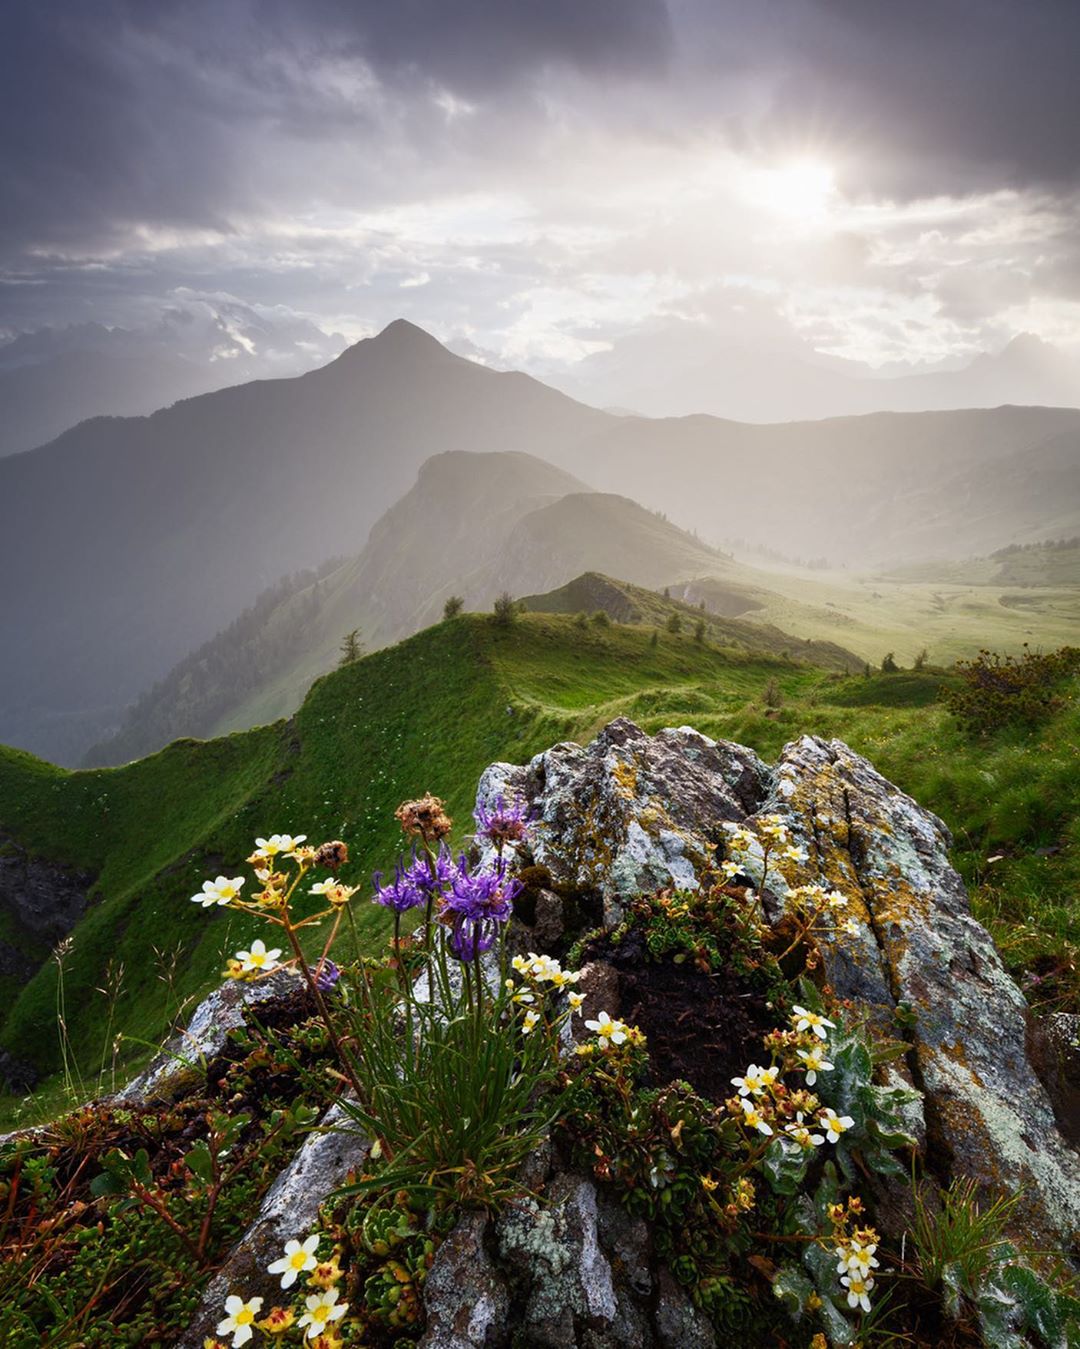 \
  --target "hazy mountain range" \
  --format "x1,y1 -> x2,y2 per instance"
560,330 -> 1080,423
3,319 -> 1079,766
